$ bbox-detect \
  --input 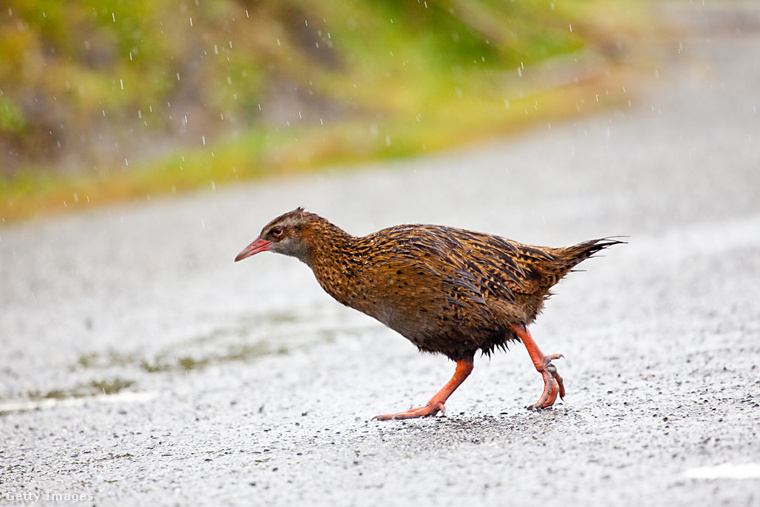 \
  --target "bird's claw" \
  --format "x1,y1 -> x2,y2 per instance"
509,324 -> 566,411
373,401 -> 445,421
528,355 -> 565,410
372,358 -> 472,421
